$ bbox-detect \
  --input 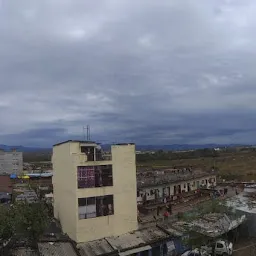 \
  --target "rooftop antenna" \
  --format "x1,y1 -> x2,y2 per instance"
83,125 -> 91,141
